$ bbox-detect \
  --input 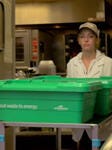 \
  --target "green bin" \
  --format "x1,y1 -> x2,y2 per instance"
0,77 -> 101,123
95,76 -> 112,116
